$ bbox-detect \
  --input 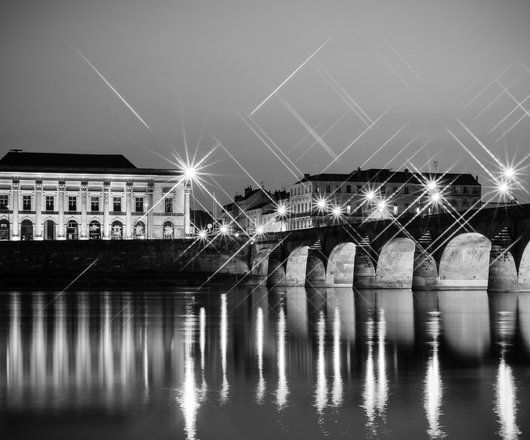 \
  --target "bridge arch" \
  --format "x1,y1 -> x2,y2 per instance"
438,233 -> 491,289
518,240 -> 530,291
376,237 -> 416,288
285,246 -> 310,287
326,242 -> 356,286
